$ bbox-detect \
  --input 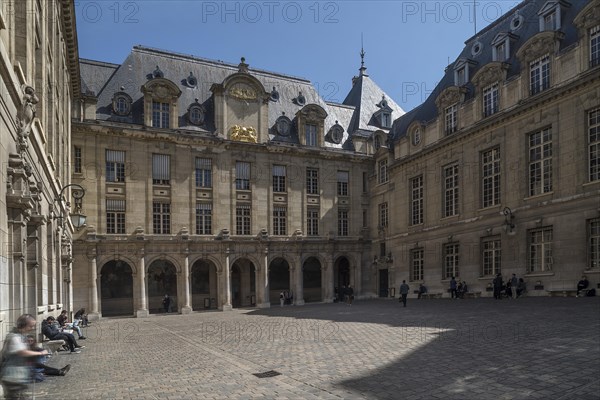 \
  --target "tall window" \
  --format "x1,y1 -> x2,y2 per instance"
152,202 -> 170,234
410,249 -> 424,282
337,171 -> 349,196
195,203 -> 212,235
443,164 -> 459,217
482,148 -> 501,208
273,206 -> 287,236
305,124 -> 317,146
106,150 -> 125,183
589,218 -> 600,269
528,227 -> 553,272
591,25 -> 600,68
530,55 -> 550,95
445,104 -> 457,134
444,243 -> 459,279
195,158 -> 212,188
306,168 -> 319,195
235,161 -> 251,190
543,11 -> 556,31
589,108 -> 600,182
74,146 -> 82,174
307,208 -> 319,236
483,83 -> 499,117
529,127 -> 553,196
456,67 -> 466,86
379,202 -> 388,229
494,41 -> 507,62
106,199 -> 125,234
152,101 -> 170,128
410,175 -> 424,225
482,237 -> 501,276
152,154 -> 170,185
338,210 -> 349,236
236,205 -> 251,235
273,165 -> 286,193
378,159 -> 389,184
